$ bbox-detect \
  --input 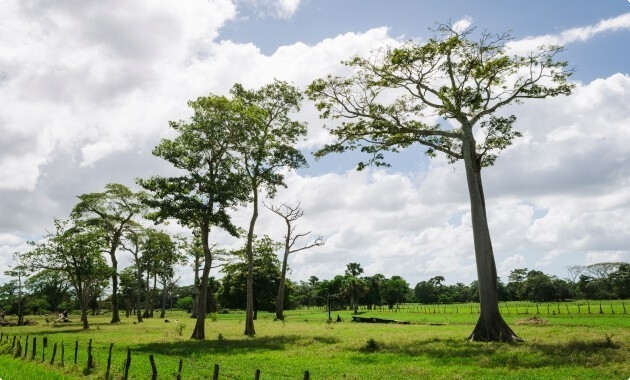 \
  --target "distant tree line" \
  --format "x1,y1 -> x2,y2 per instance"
2,259 -> 627,321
